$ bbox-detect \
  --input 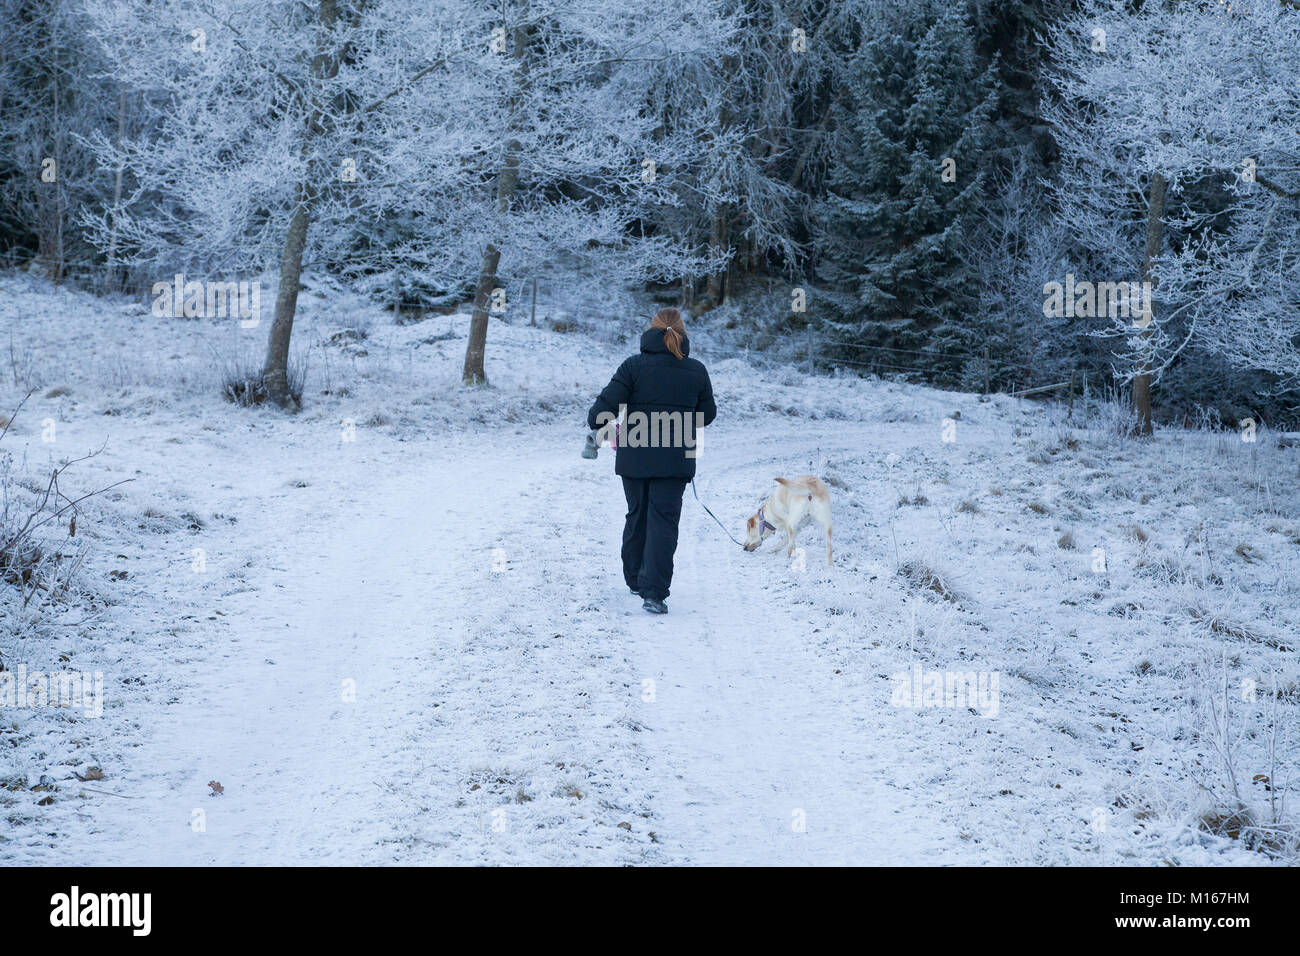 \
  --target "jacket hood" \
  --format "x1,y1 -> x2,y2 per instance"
639,328 -> 690,358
